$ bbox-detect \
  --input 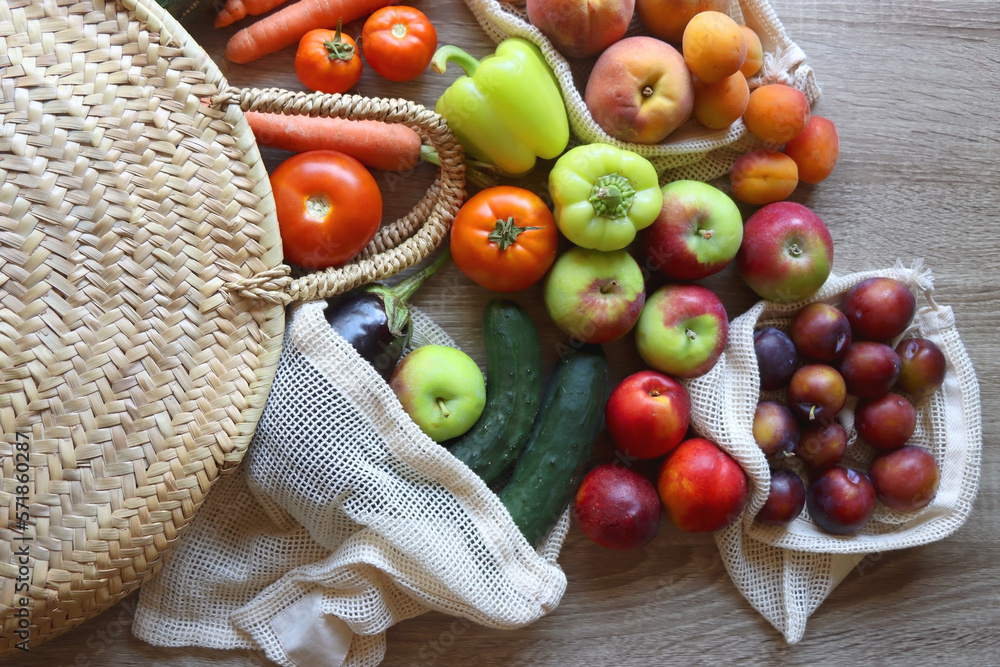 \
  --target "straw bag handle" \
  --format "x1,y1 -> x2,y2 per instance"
216,86 -> 467,305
